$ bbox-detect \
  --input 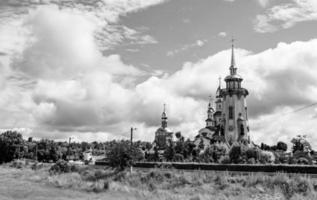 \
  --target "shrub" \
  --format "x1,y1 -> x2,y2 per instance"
173,153 -> 184,162
219,155 -> 231,164
214,175 -> 228,190
31,162 -> 44,170
106,142 -> 133,170
259,151 -> 275,164
229,145 -> 242,164
10,160 -> 24,169
245,148 -> 260,161
163,142 -> 175,161
49,160 -> 79,174
247,158 -> 256,164
197,147 -> 215,163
